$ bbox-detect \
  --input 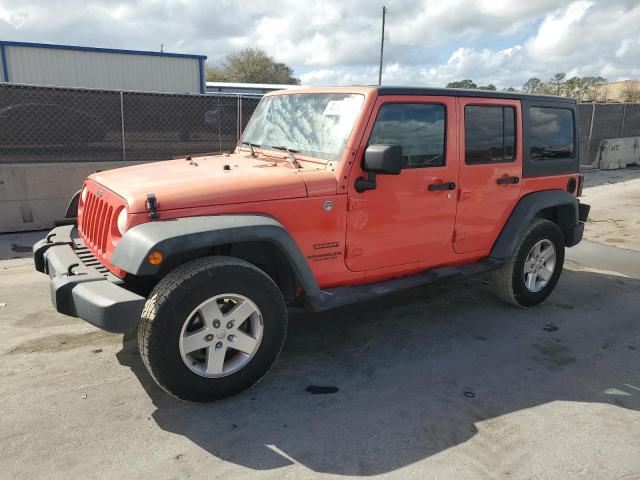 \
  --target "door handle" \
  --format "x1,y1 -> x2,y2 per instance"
428,181 -> 456,191
496,176 -> 520,185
